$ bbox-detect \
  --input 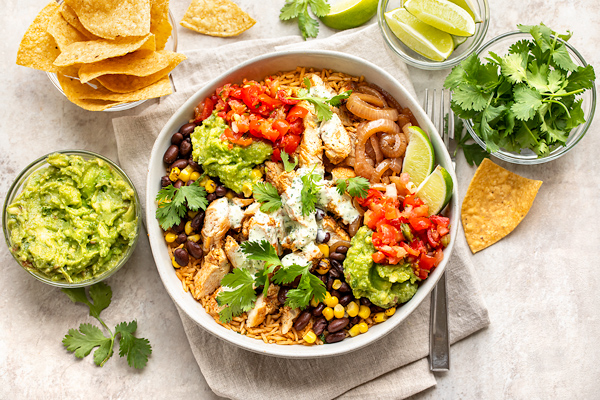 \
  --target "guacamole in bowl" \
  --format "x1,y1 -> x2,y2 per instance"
2,150 -> 141,288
